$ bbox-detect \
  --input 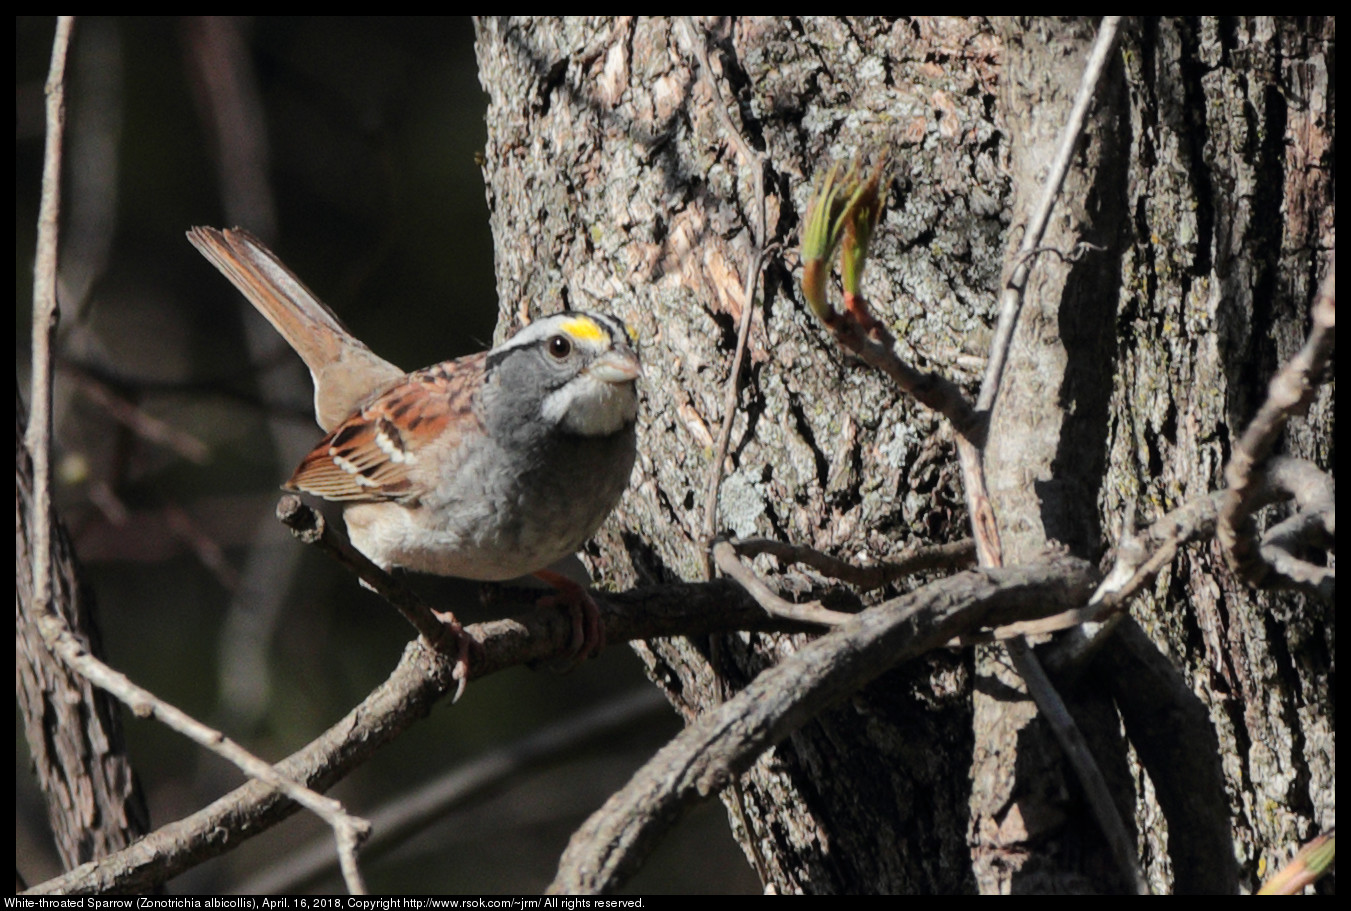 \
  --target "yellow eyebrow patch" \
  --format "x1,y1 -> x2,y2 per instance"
558,316 -> 608,344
